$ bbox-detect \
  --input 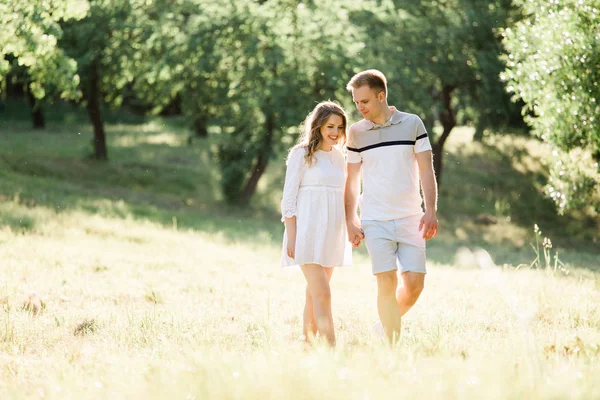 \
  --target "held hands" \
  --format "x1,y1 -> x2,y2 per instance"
419,211 -> 439,240
347,218 -> 365,248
